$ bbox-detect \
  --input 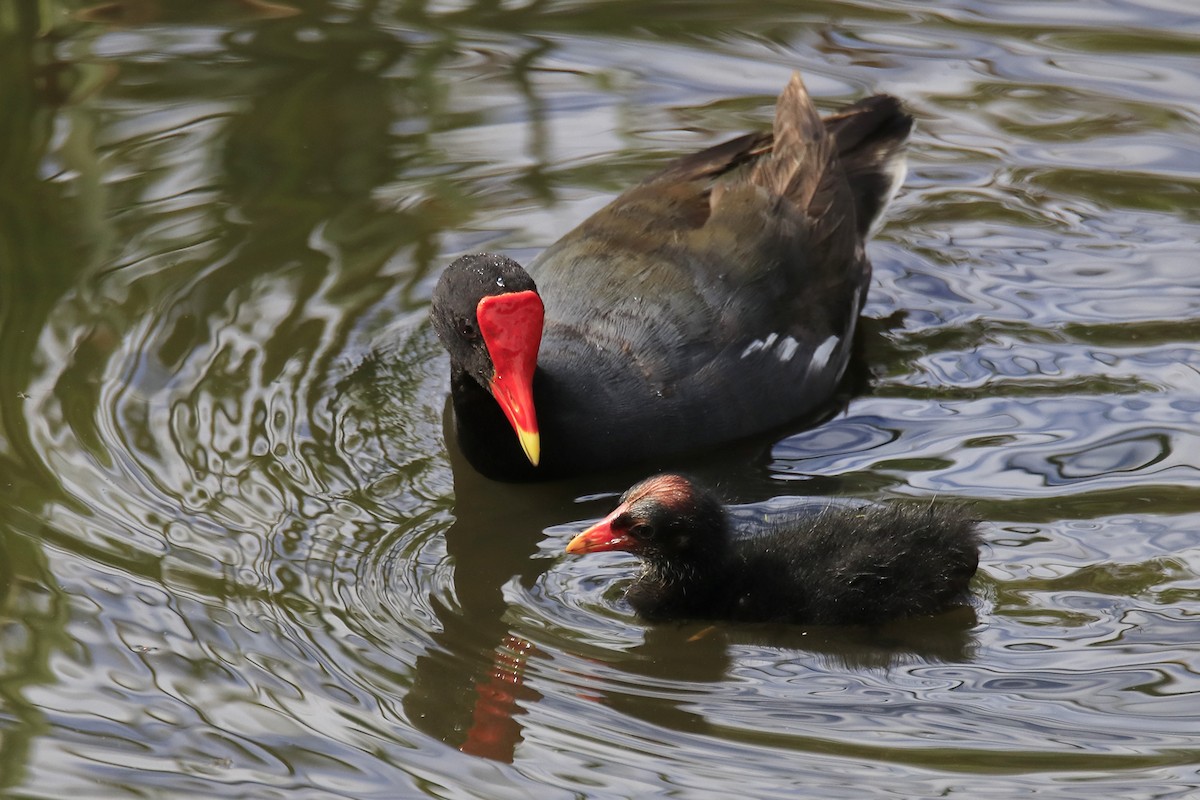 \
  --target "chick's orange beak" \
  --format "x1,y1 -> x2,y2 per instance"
565,508 -> 634,554
477,290 -> 544,466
